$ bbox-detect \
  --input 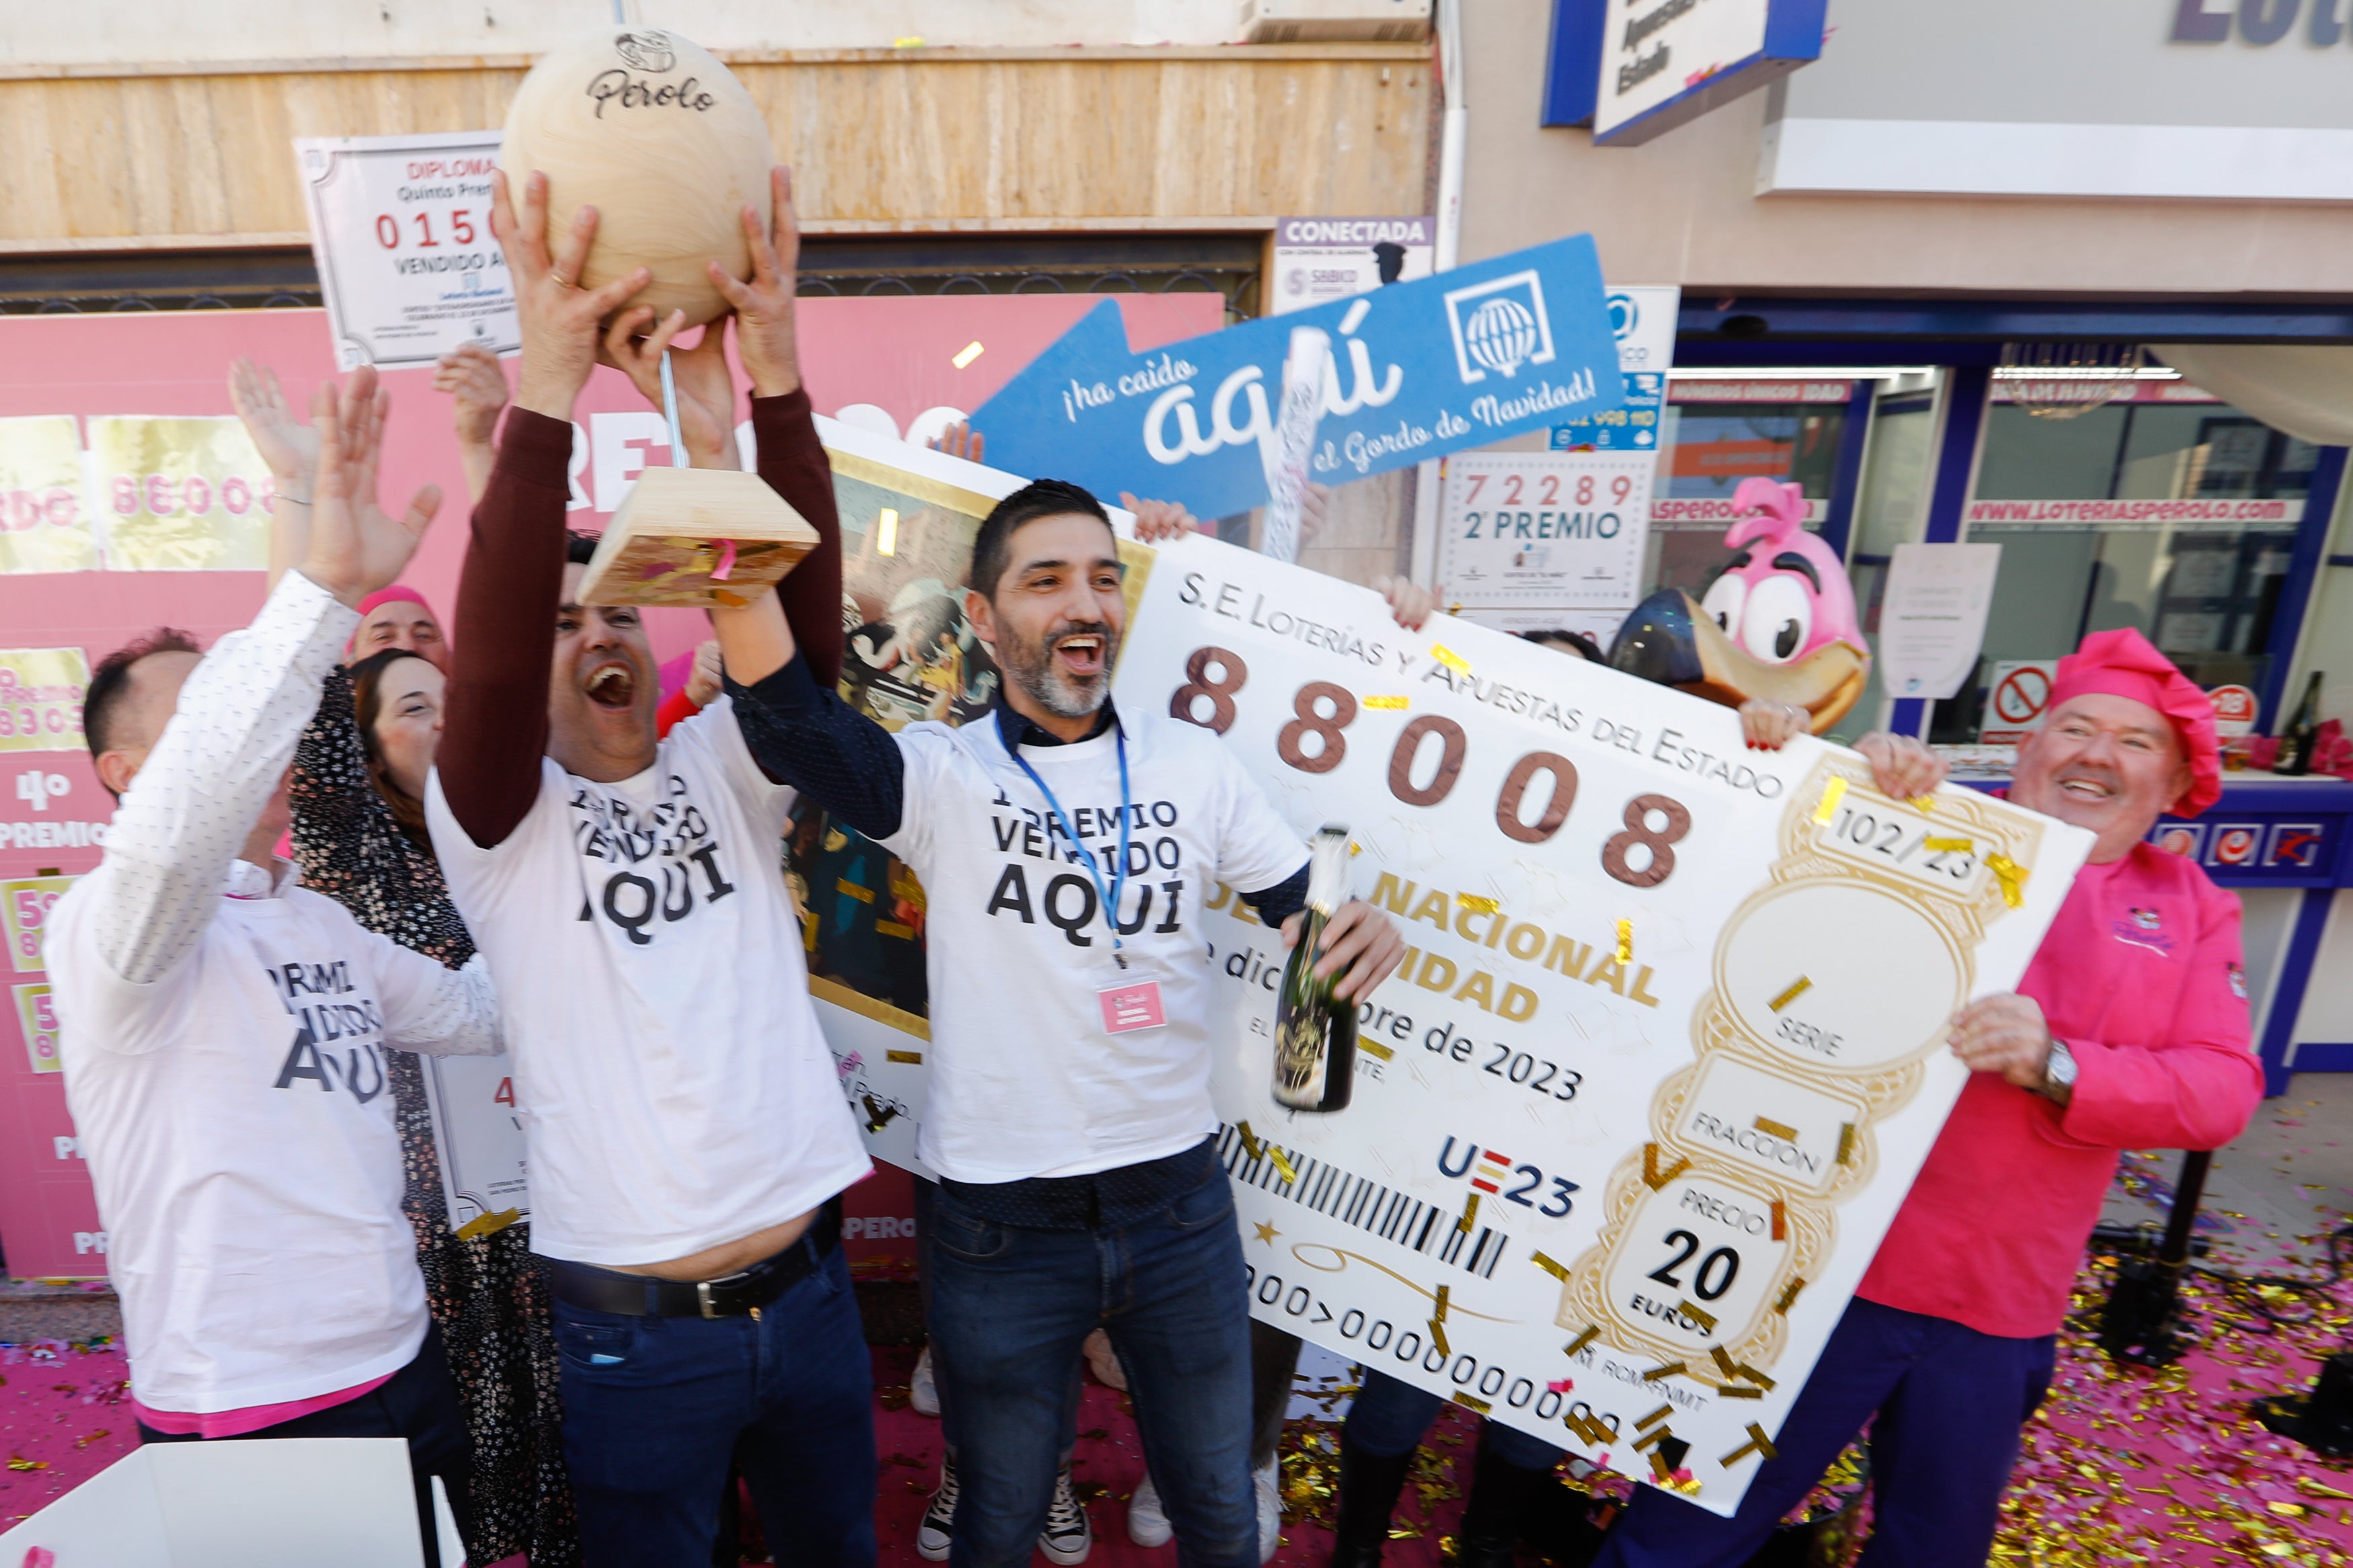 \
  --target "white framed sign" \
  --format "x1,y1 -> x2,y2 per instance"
1877,542 -> 2002,702
422,1053 -> 529,1231
1270,217 -> 1436,316
1437,451 -> 1656,609
296,131 -> 517,371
